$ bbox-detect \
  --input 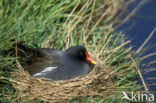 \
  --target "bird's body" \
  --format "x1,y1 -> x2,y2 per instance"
21,46 -> 96,80
33,62 -> 91,80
